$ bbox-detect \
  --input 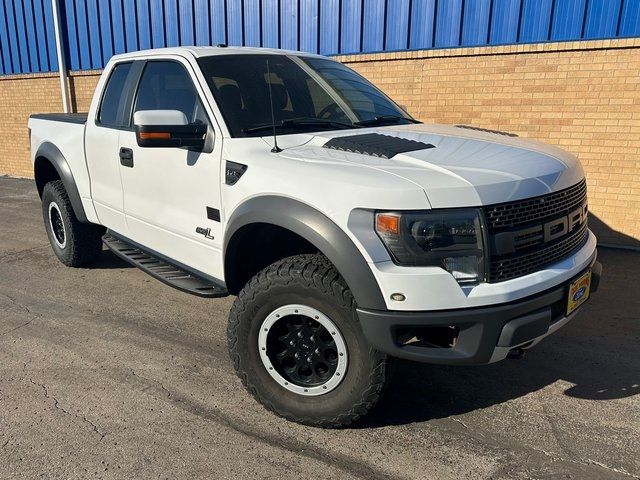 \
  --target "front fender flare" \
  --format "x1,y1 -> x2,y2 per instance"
224,196 -> 386,310
34,142 -> 88,223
